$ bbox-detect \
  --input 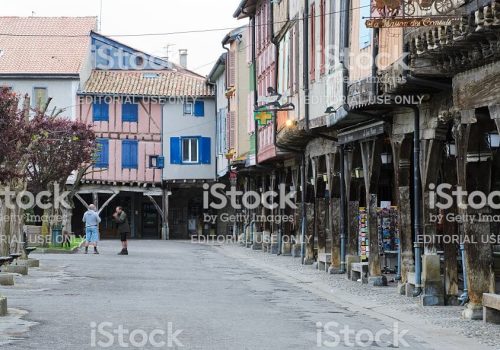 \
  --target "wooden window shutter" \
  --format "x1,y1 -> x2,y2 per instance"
229,51 -> 236,87
310,4 -> 316,82
228,111 -> 236,149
